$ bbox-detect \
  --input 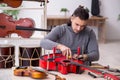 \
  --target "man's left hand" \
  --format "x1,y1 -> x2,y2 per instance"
73,54 -> 88,61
